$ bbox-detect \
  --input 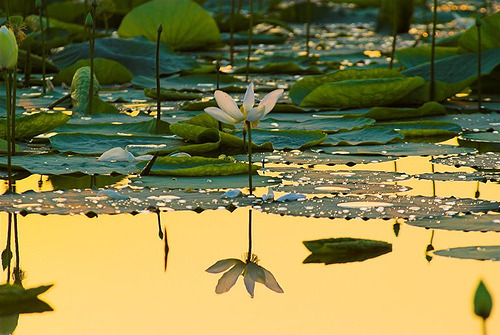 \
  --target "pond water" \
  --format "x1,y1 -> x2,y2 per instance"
2,155 -> 499,335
